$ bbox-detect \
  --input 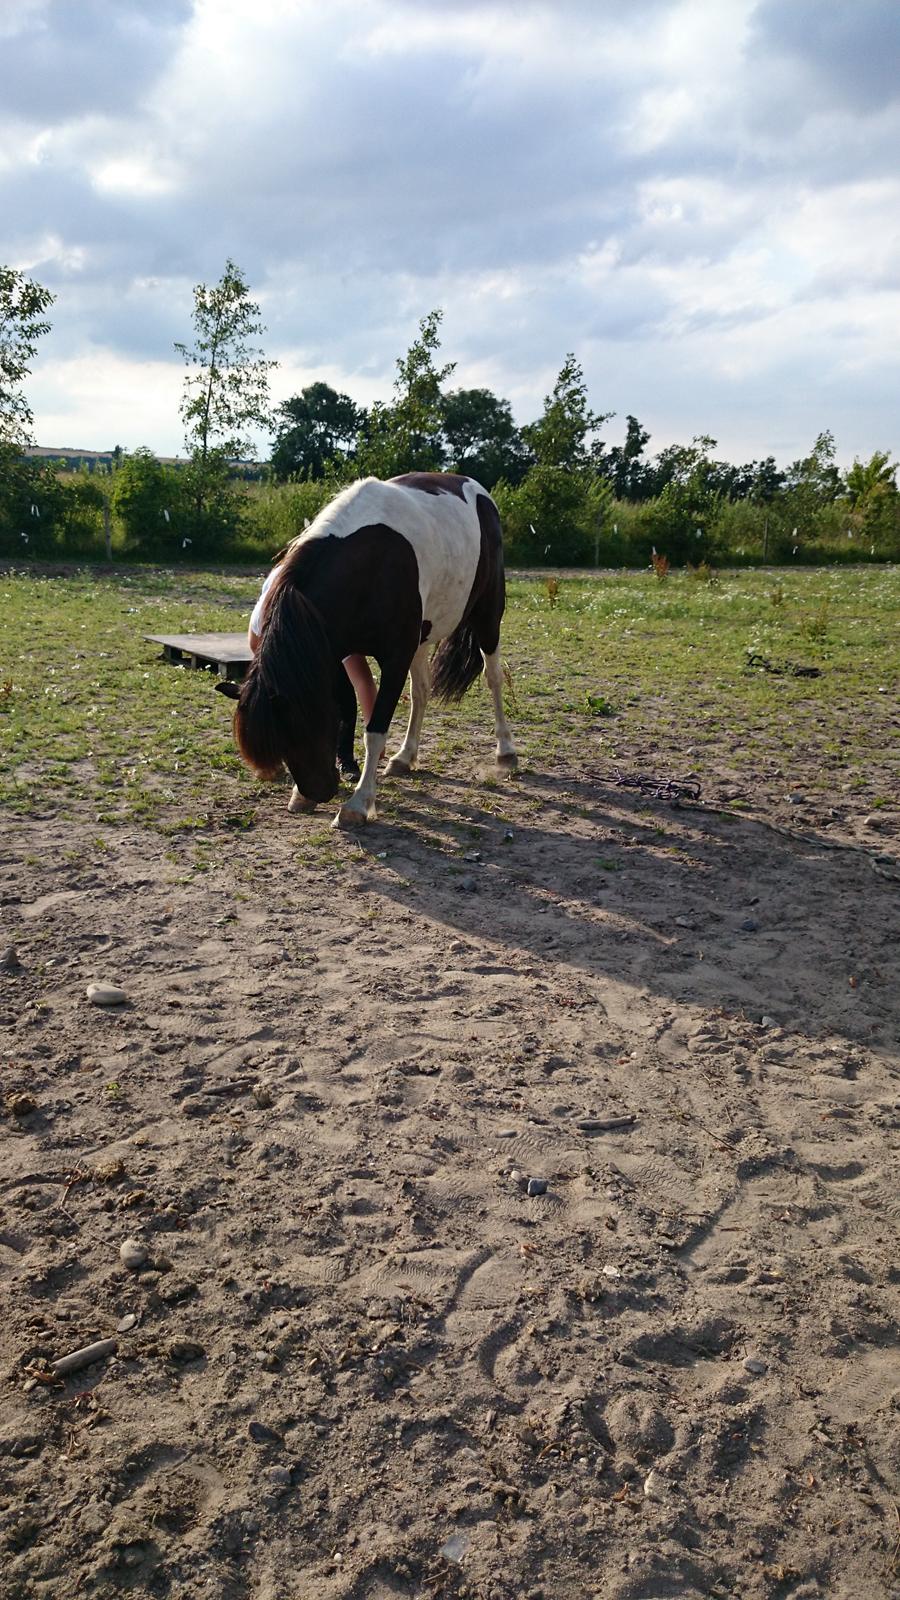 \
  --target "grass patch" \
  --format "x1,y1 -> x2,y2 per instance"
1,563 -> 897,826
